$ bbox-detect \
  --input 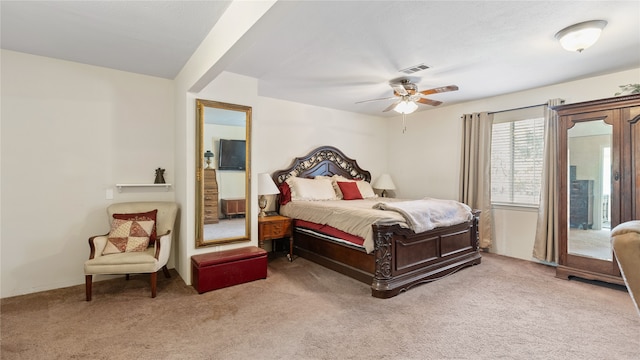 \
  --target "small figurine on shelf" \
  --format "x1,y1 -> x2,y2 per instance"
154,168 -> 166,184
